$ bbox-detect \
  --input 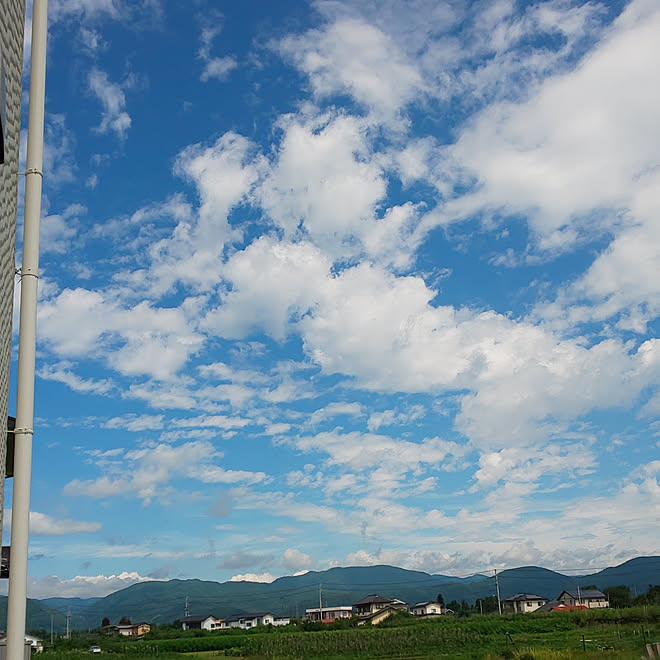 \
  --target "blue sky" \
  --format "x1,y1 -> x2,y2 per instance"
2,0 -> 660,599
